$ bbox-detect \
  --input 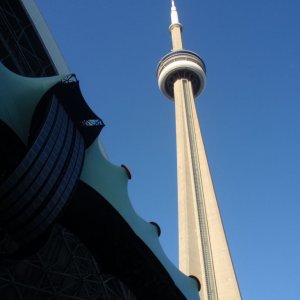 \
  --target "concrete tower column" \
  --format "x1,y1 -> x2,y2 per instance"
157,2 -> 242,300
